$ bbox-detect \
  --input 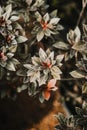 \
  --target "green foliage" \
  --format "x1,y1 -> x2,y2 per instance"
0,0 -> 87,129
